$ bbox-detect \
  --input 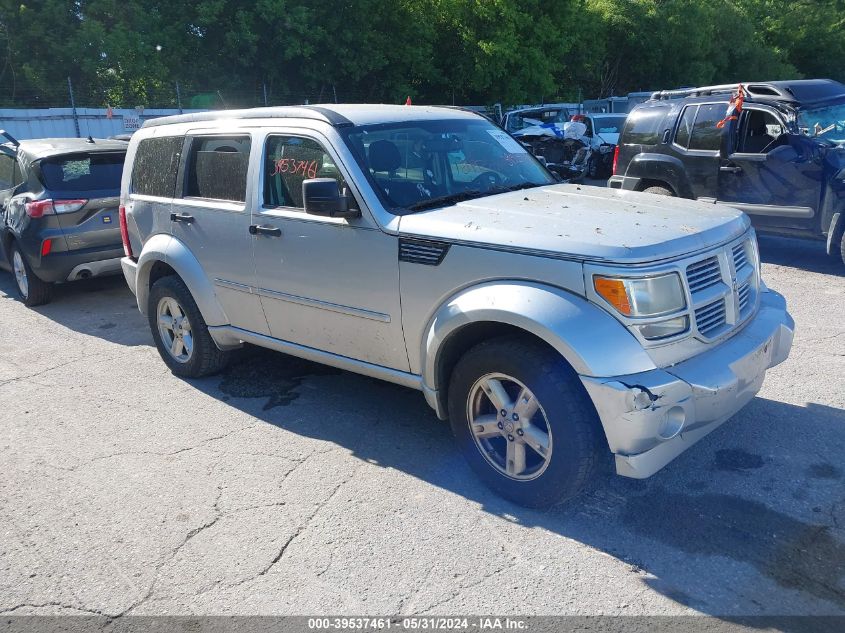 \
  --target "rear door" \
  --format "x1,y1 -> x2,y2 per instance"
169,132 -> 269,335
37,151 -> 125,251
671,102 -> 725,199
